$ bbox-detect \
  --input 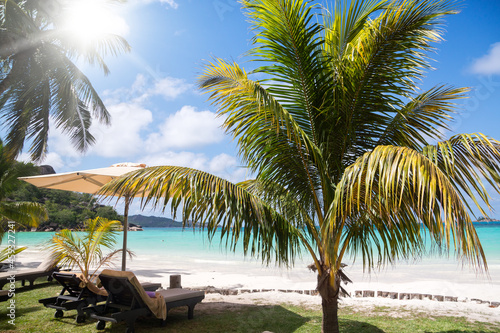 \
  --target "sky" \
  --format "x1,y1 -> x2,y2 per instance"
16,0 -> 500,217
